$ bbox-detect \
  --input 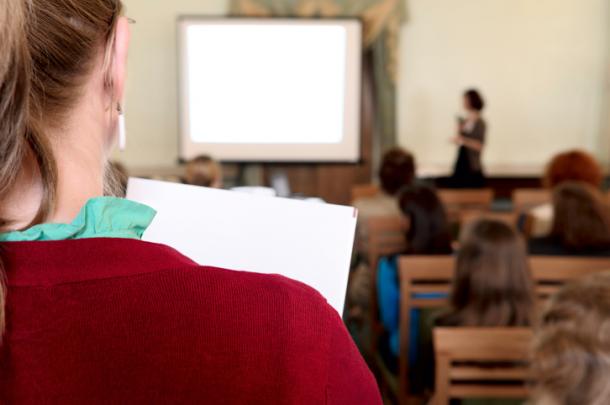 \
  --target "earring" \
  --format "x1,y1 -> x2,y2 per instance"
117,102 -> 127,151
